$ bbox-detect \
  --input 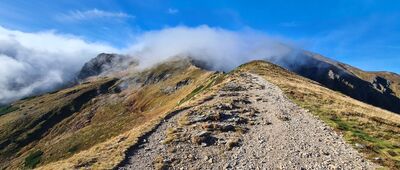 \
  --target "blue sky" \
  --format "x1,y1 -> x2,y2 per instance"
0,0 -> 399,73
